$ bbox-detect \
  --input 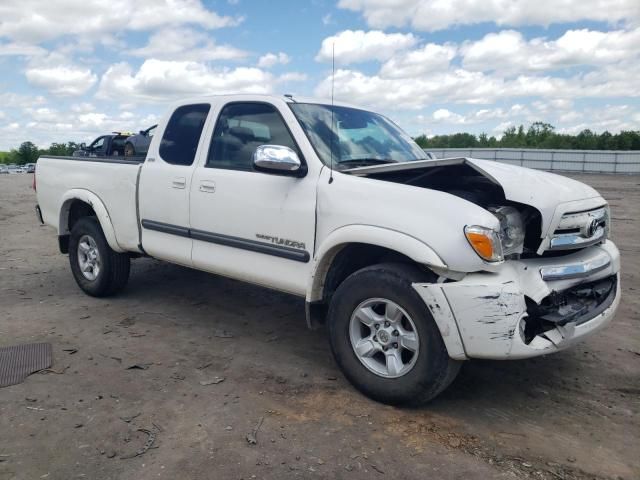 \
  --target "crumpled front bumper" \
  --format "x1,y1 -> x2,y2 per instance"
413,240 -> 621,360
